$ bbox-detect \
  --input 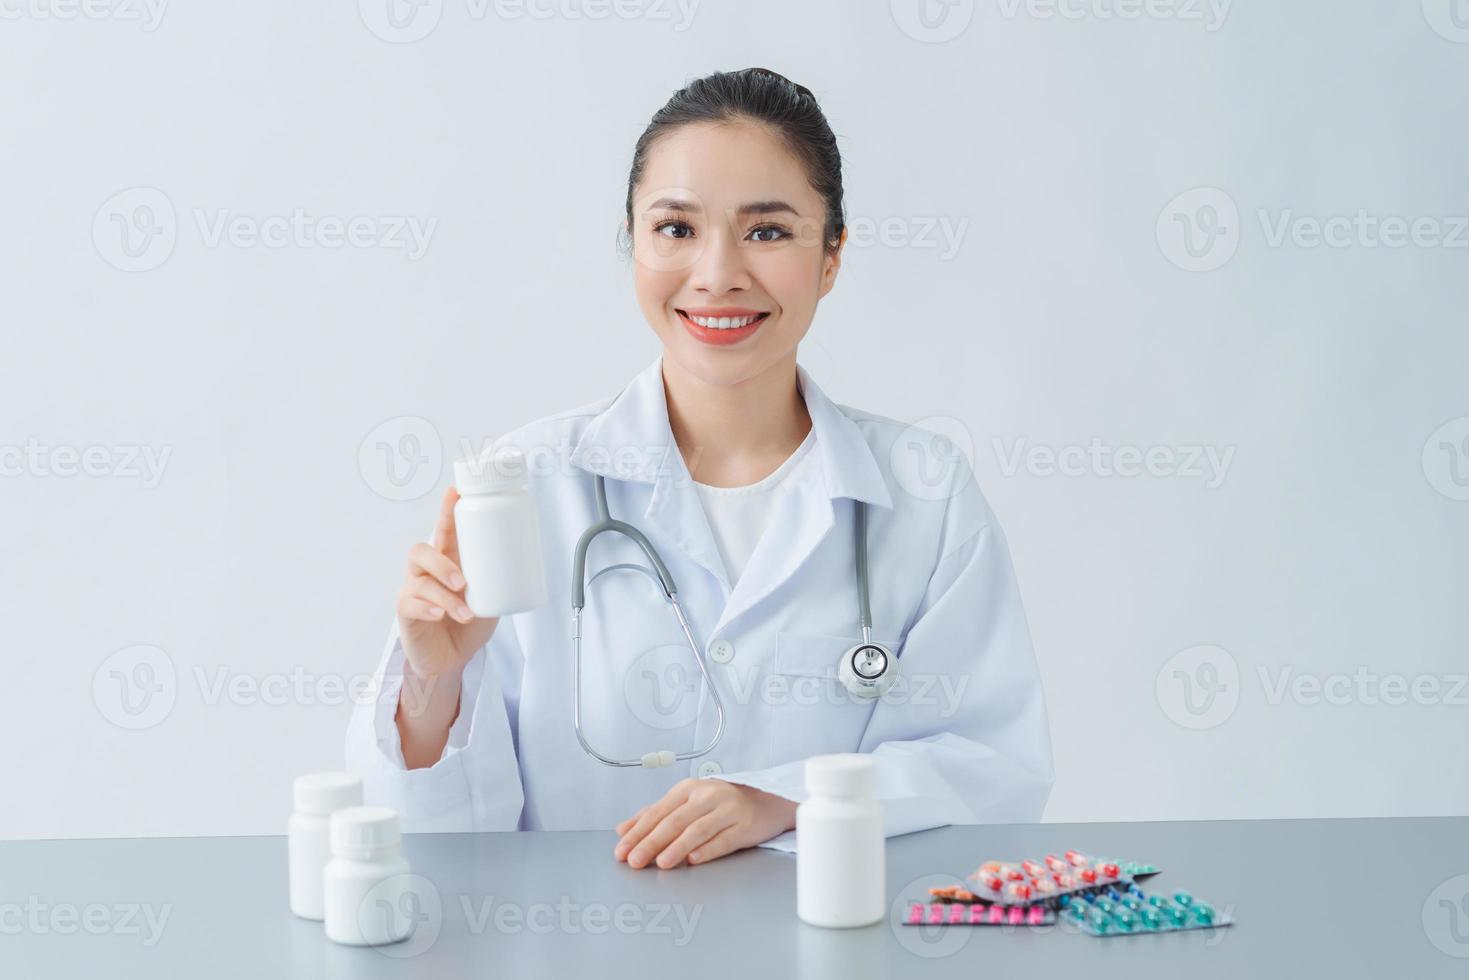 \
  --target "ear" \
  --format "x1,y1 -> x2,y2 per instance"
817,226 -> 847,299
